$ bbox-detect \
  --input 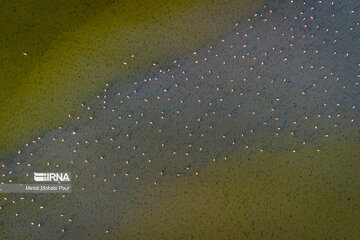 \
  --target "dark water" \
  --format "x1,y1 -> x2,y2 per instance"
0,0 -> 359,239
0,0 -> 262,154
